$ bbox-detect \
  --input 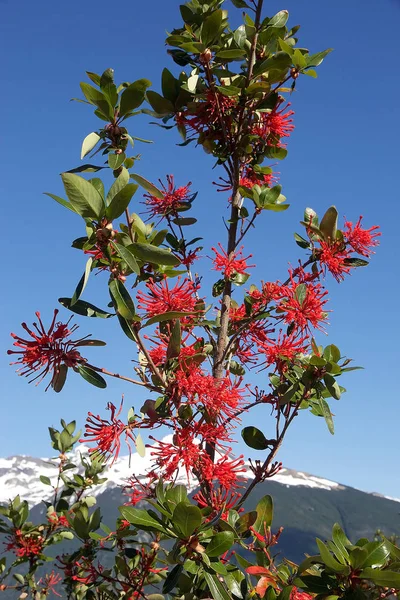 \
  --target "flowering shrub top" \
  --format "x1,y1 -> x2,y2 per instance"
3,0 -> 394,599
